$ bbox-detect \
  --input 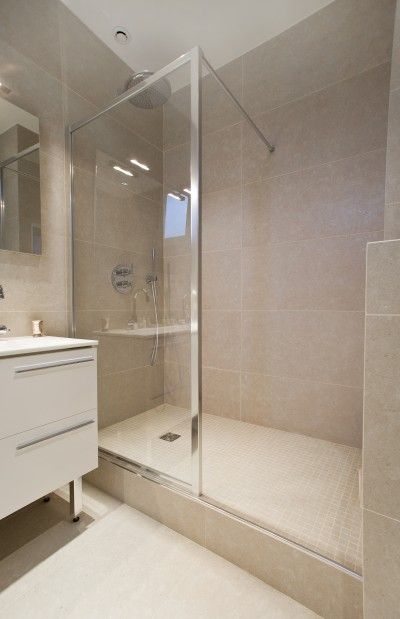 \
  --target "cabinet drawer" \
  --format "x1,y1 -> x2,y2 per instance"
0,347 -> 97,439
0,410 -> 98,519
